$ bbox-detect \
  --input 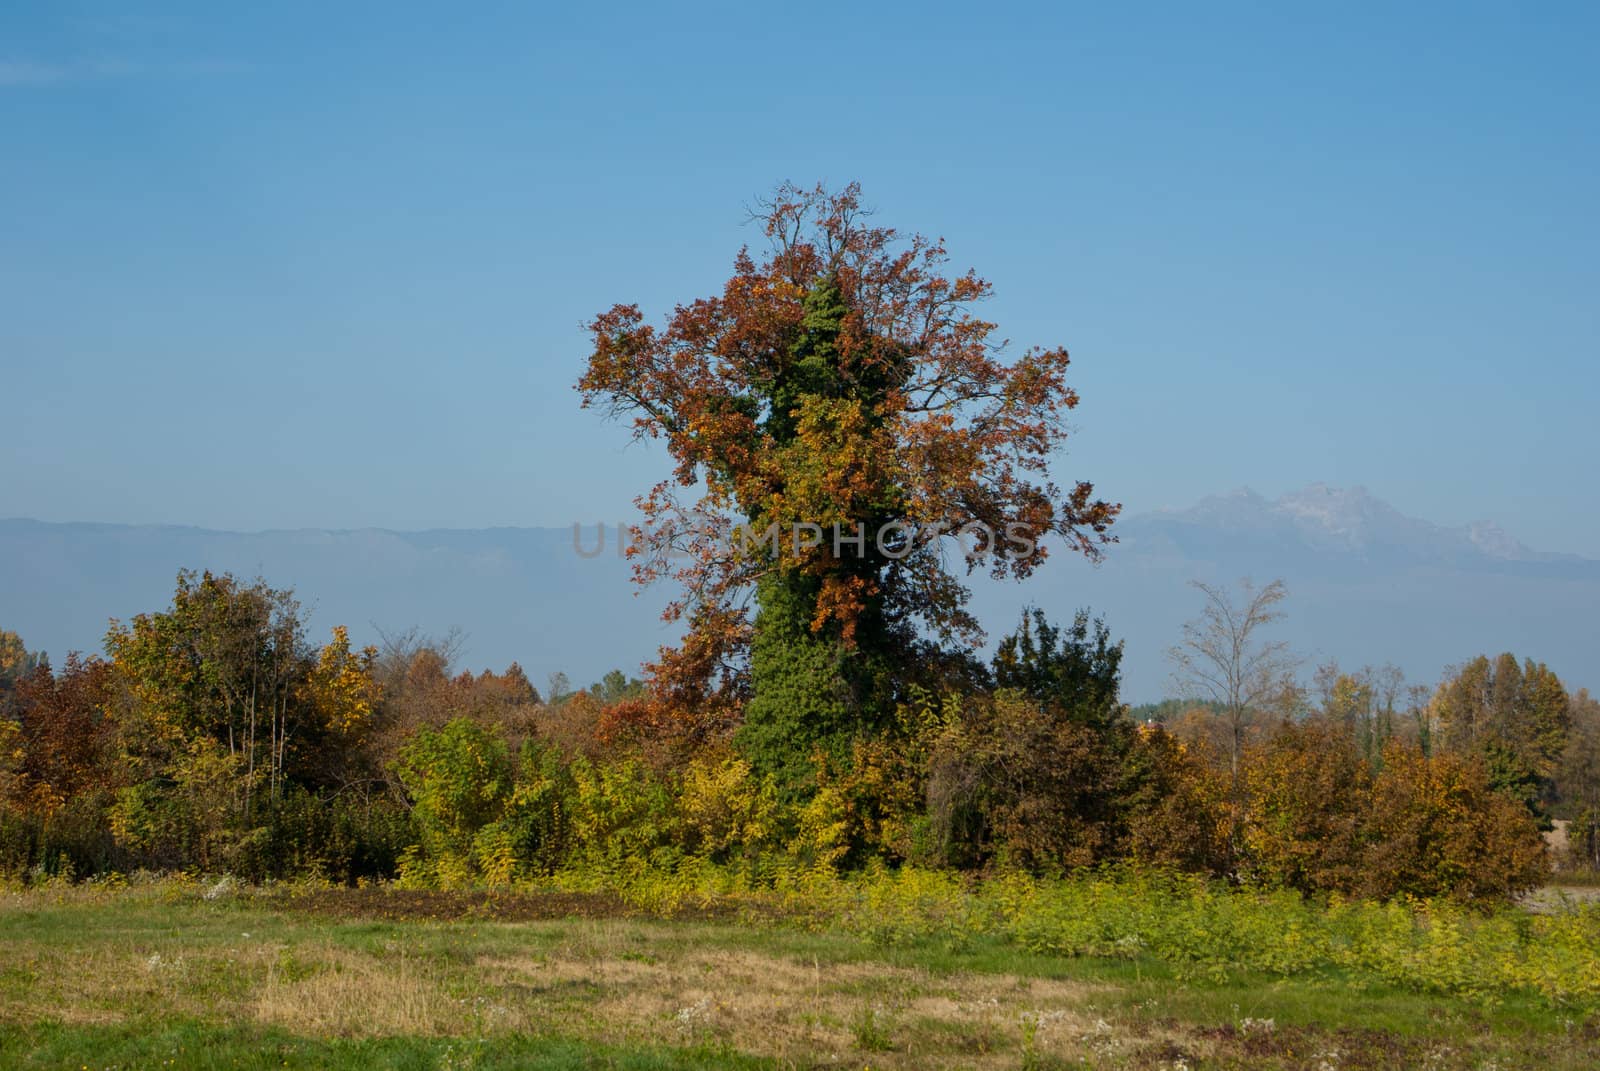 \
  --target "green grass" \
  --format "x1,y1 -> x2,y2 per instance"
0,1021 -> 773,1070
1,879 -> 1597,1069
